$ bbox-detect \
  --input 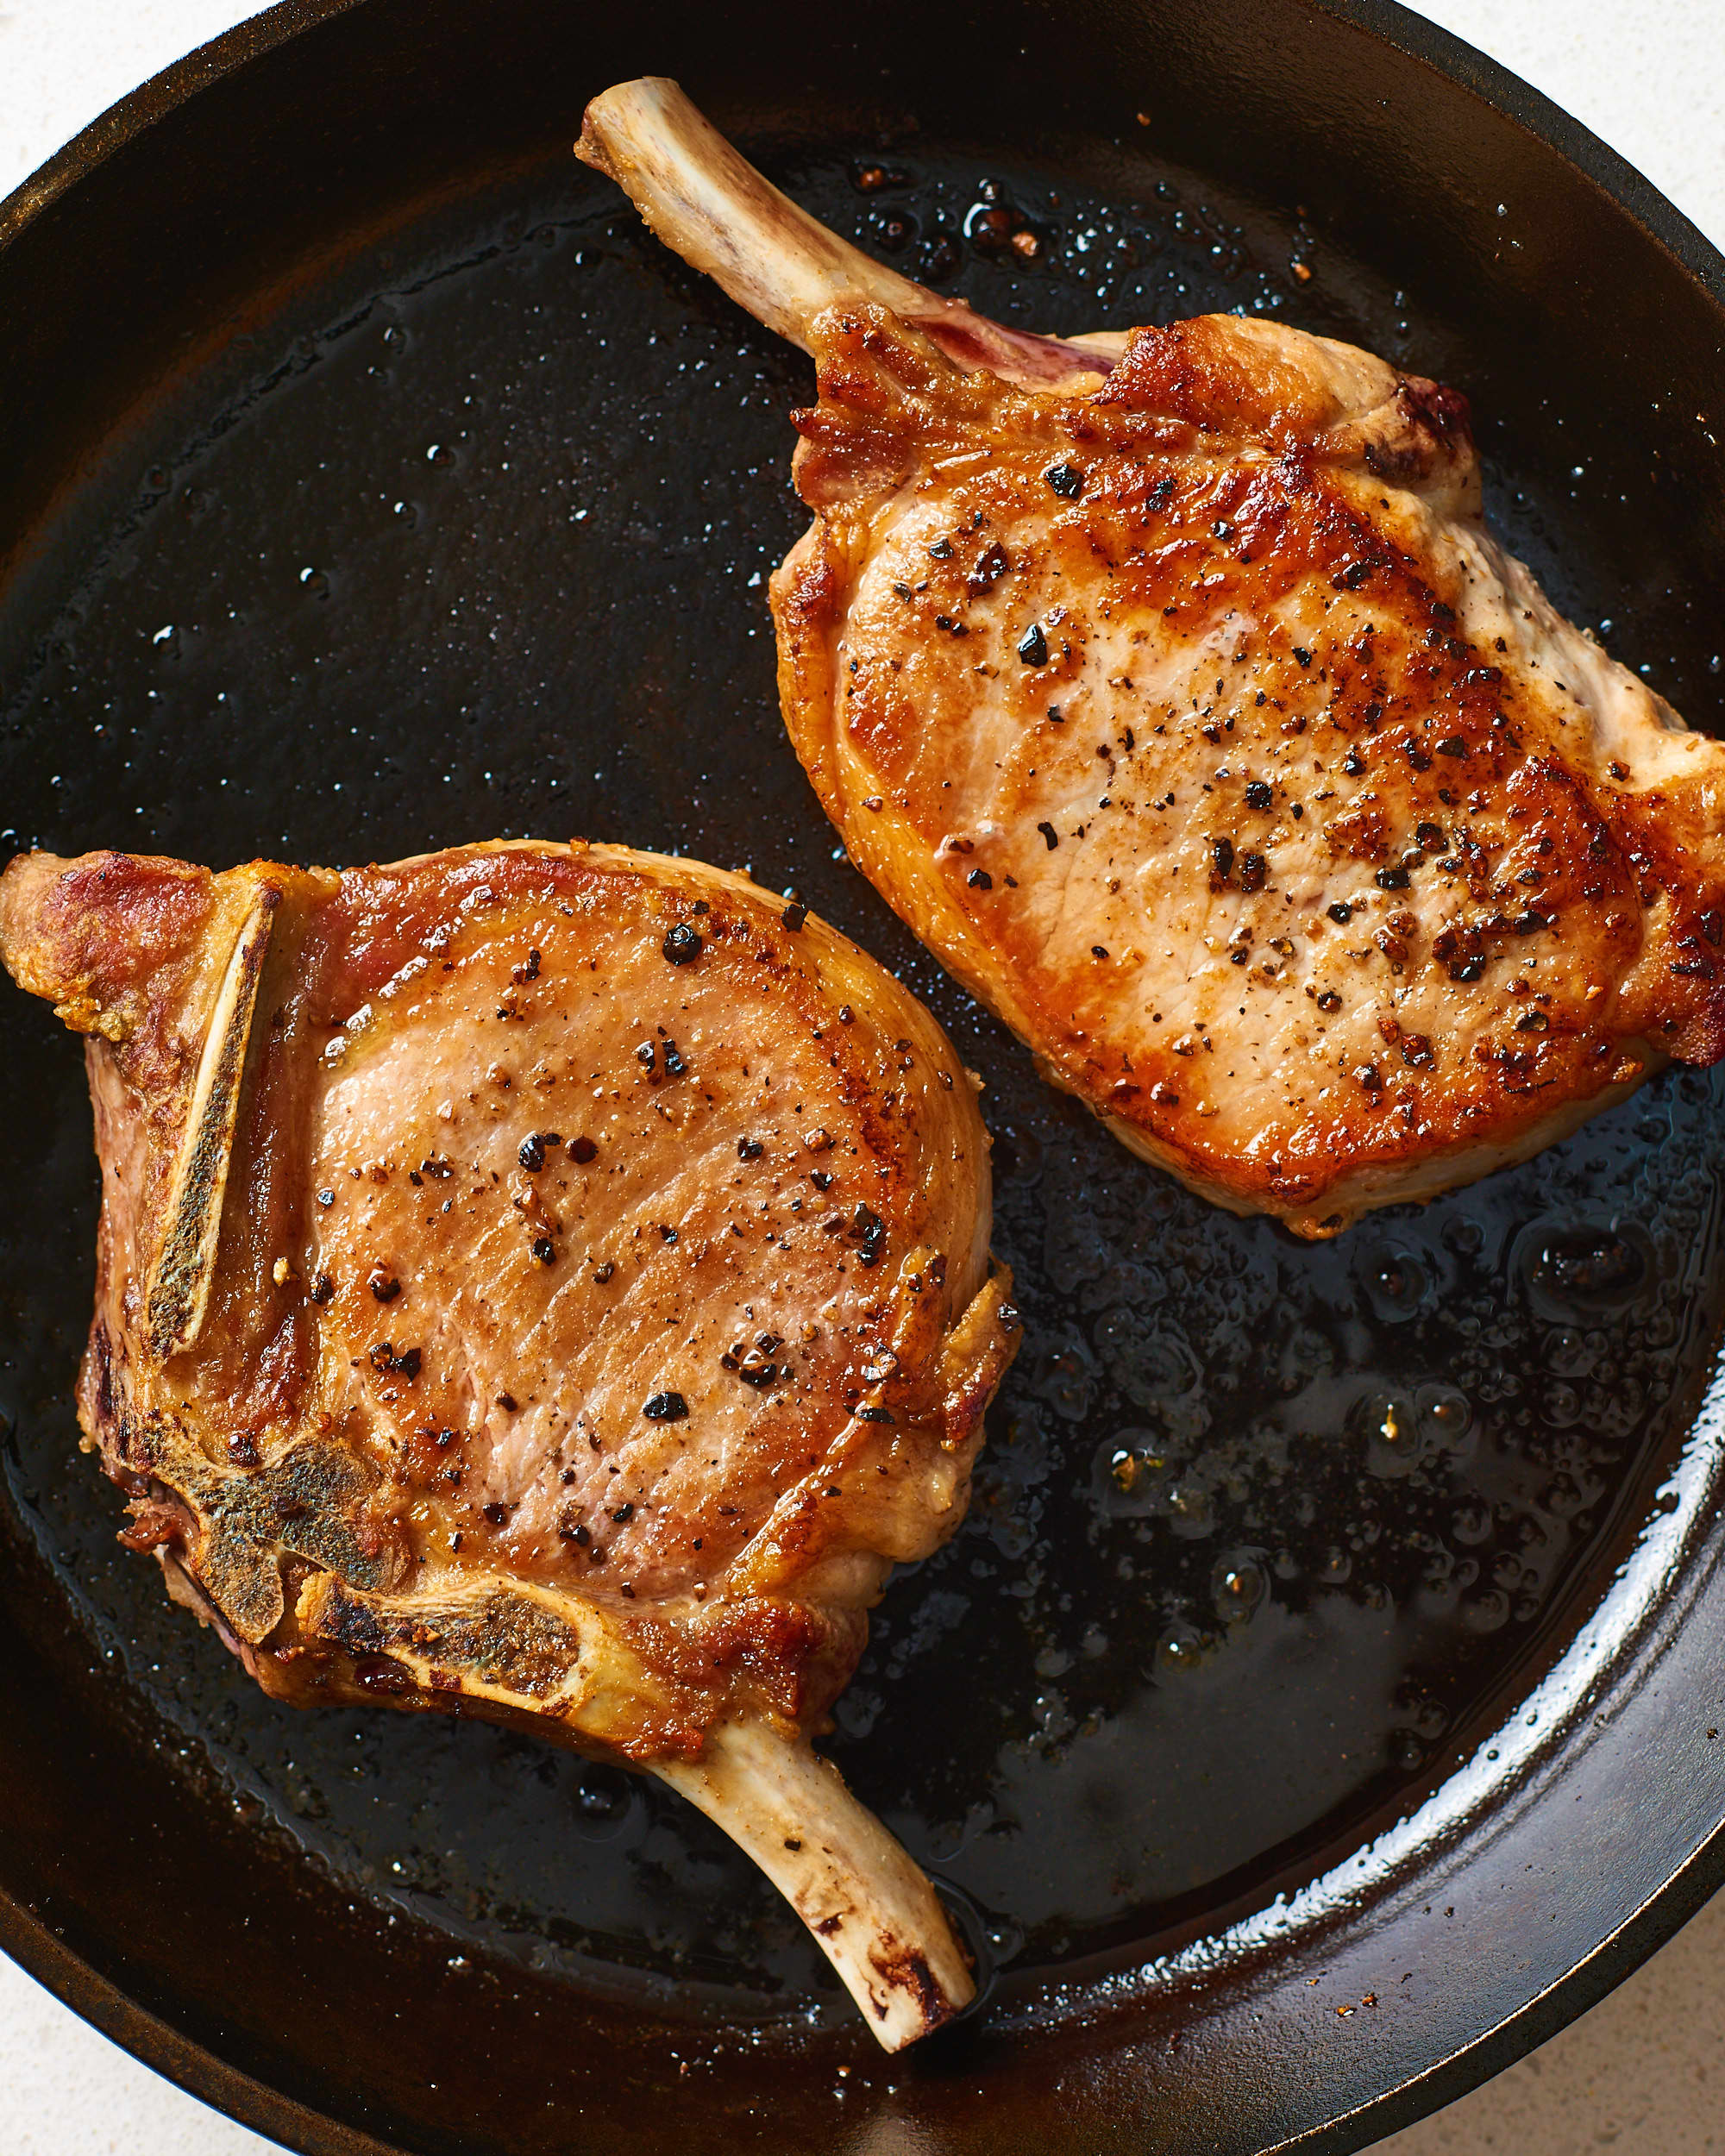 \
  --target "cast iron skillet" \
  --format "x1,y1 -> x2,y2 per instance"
1,2 -> 1723,2150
